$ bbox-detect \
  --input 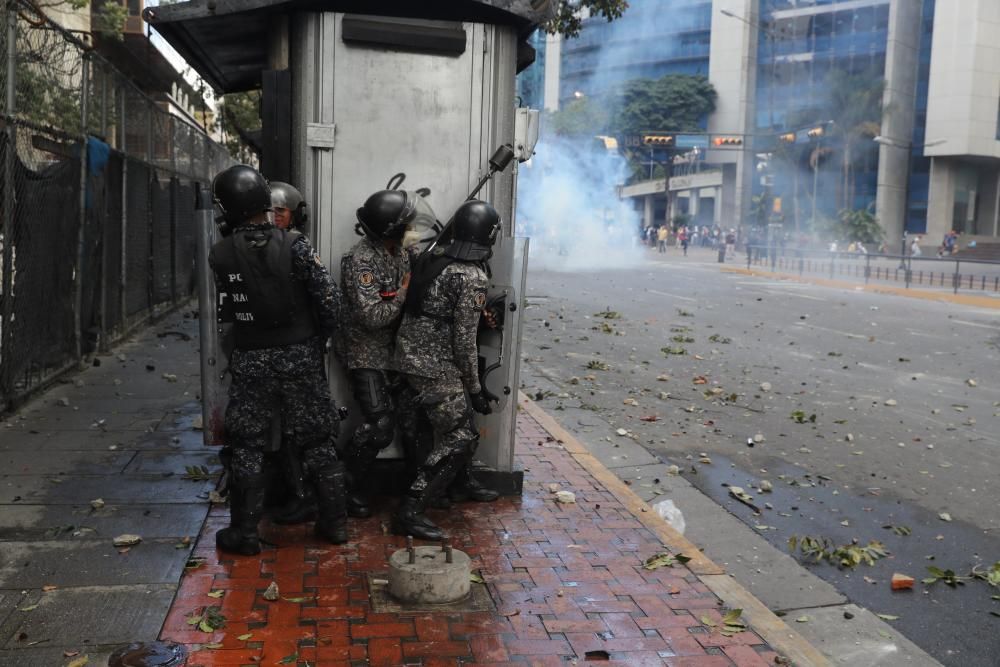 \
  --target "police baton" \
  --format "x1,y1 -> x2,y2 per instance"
426,144 -> 515,253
